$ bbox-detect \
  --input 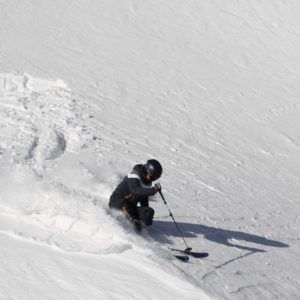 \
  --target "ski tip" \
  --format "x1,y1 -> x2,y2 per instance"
196,252 -> 209,258
174,255 -> 189,262
171,248 -> 209,259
